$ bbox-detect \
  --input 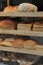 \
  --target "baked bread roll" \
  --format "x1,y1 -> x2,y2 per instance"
23,40 -> 36,49
3,5 -> 18,12
17,23 -> 32,30
1,41 -> 13,47
3,6 -> 13,12
18,3 -> 38,12
13,5 -> 18,12
13,39 -> 25,48
0,20 -> 16,29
